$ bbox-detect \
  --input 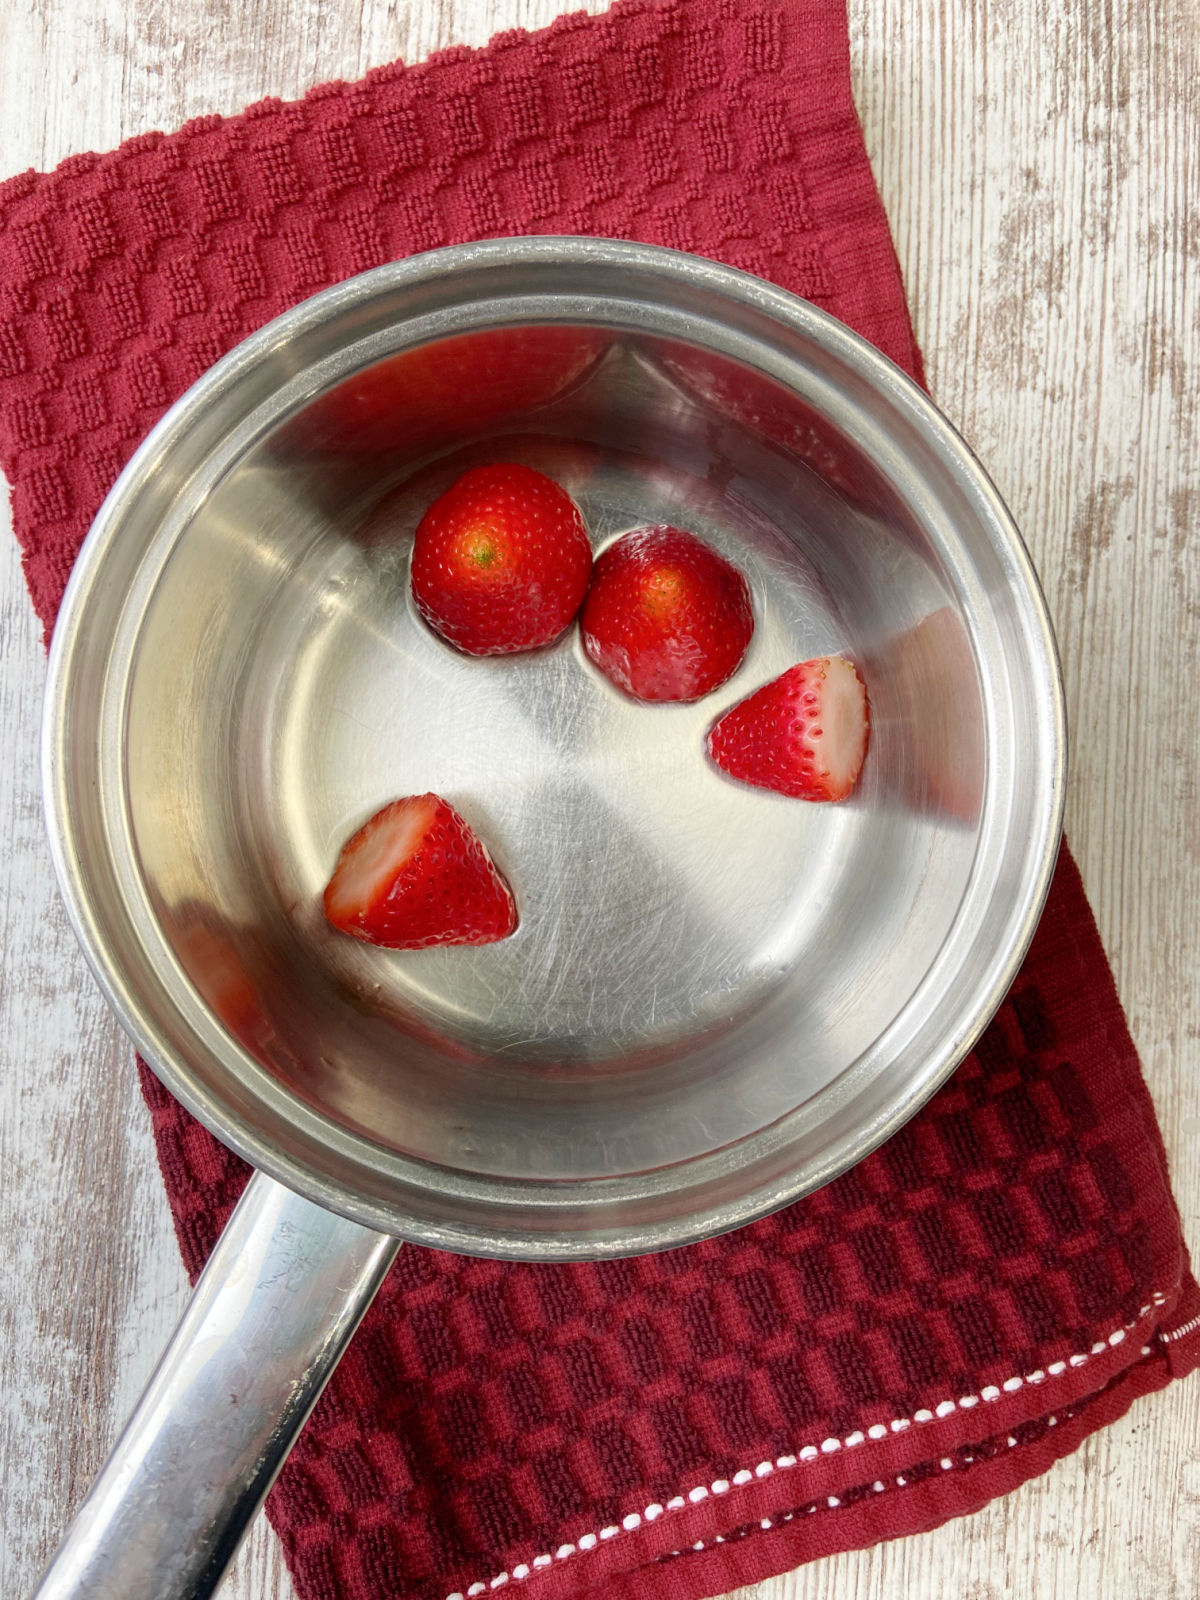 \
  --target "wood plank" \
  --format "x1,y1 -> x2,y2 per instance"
1,0 -> 1196,1596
